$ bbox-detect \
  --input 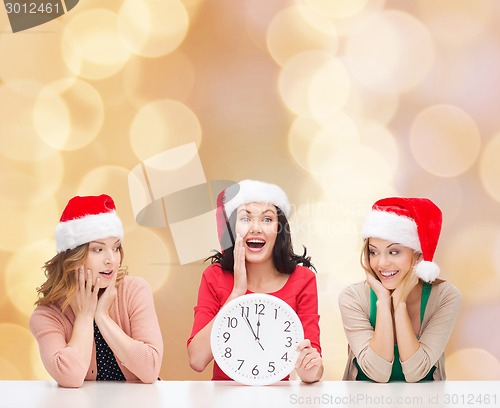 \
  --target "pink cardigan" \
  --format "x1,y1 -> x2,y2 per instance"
30,276 -> 163,388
